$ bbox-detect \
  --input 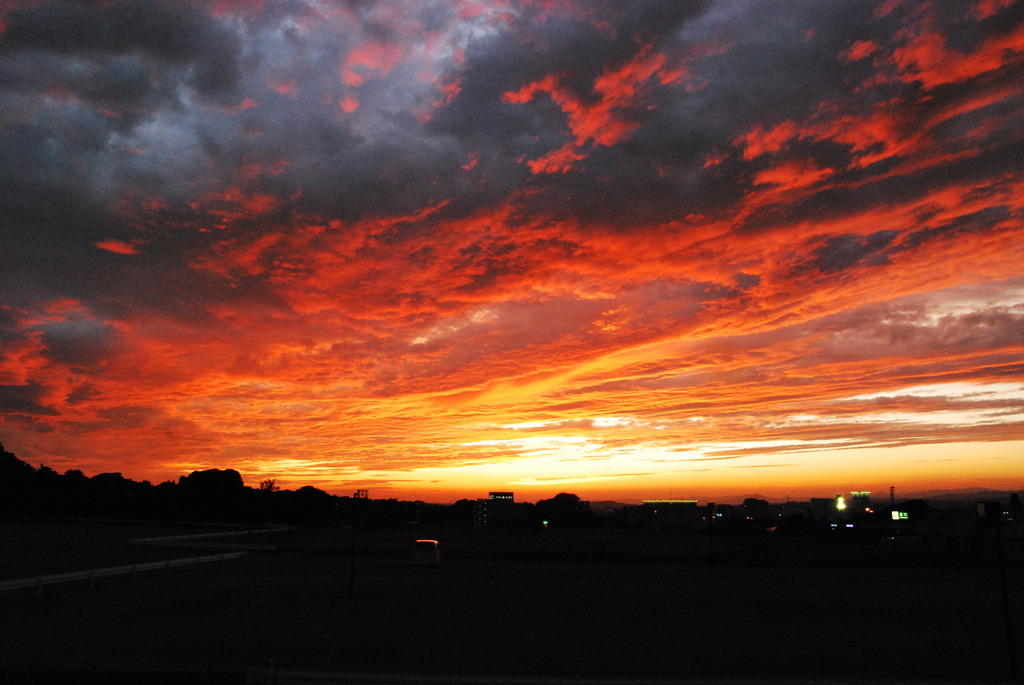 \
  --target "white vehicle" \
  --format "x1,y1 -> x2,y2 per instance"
412,539 -> 441,565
